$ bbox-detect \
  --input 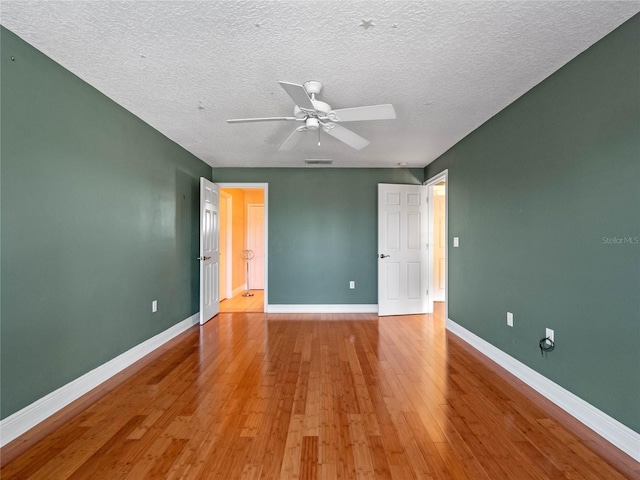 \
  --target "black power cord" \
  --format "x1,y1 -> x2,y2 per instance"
539,337 -> 555,356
